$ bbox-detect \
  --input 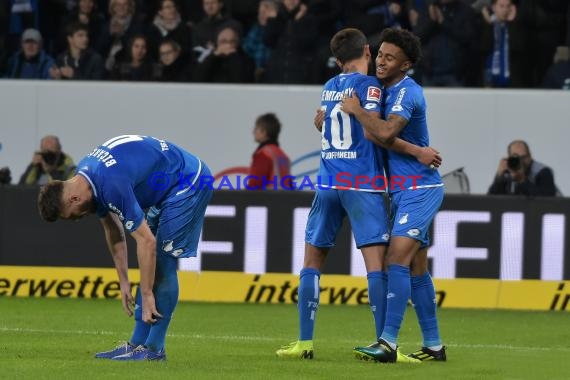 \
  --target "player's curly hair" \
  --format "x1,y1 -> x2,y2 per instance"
378,28 -> 422,65
330,28 -> 369,65
38,181 -> 64,222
